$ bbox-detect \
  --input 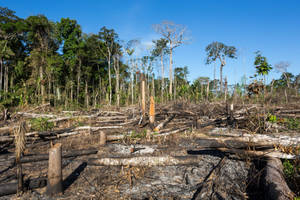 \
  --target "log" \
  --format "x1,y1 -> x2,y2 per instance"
25,103 -> 50,113
154,114 -> 176,132
0,148 -> 98,166
263,157 -> 295,200
16,112 -> 57,118
46,143 -> 63,195
207,129 -> 300,146
215,147 -> 298,159
1,125 -> 124,143
88,155 -> 204,166
0,177 -> 47,197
